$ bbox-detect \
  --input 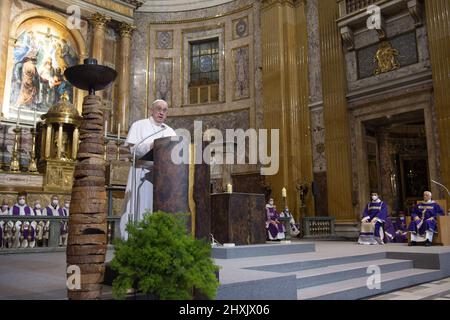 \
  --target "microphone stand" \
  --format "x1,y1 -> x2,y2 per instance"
131,126 -> 167,224
431,179 -> 450,198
